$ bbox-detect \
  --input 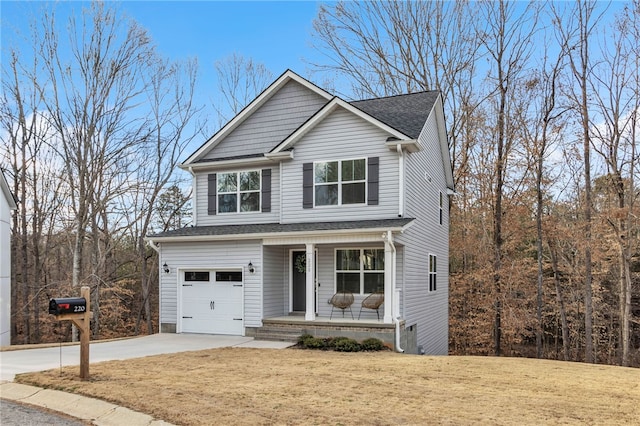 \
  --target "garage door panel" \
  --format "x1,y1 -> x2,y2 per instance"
180,271 -> 243,335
